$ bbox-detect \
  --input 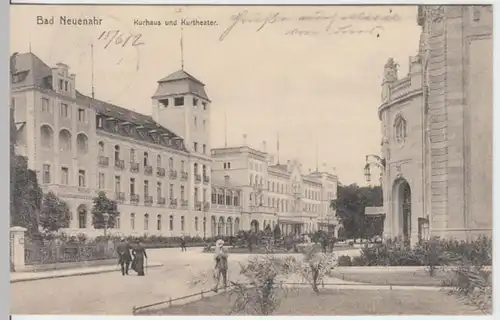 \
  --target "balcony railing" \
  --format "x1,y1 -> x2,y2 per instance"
115,192 -> 125,202
157,167 -> 166,177
169,198 -> 177,208
169,170 -> 178,180
115,159 -> 125,170
144,195 -> 153,205
130,162 -> 140,173
130,194 -> 140,204
158,197 -> 166,205
203,175 -> 210,184
180,199 -> 188,209
195,174 -> 202,183
144,165 -> 153,175
98,156 -> 109,166
180,171 -> 188,181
